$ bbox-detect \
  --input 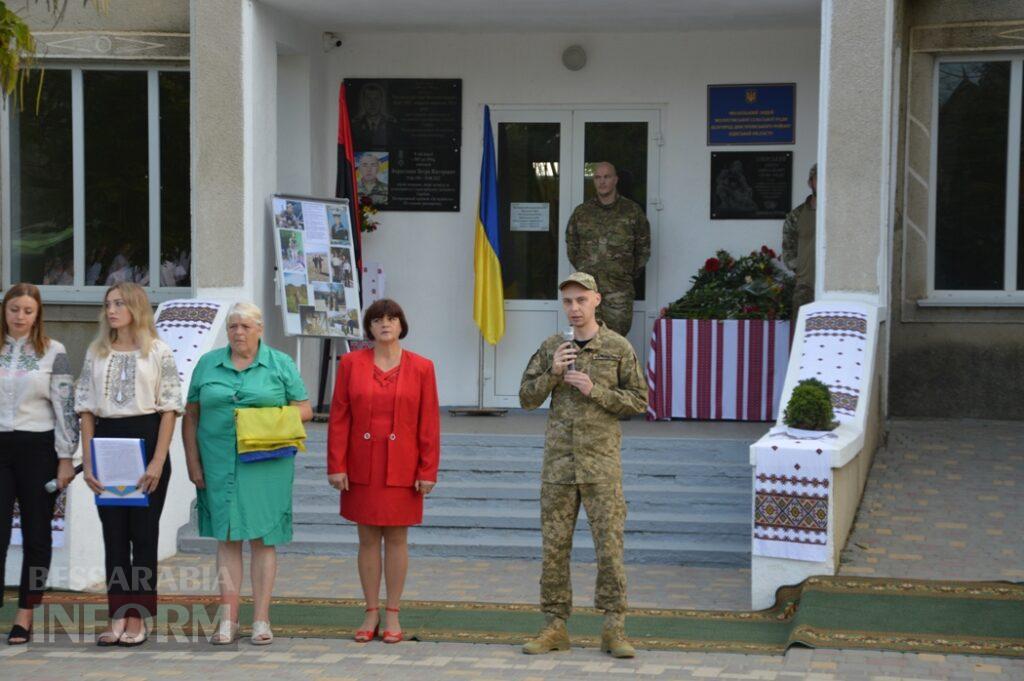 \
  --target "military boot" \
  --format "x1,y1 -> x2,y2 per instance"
601,613 -> 635,659
522,617 -> 570,655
